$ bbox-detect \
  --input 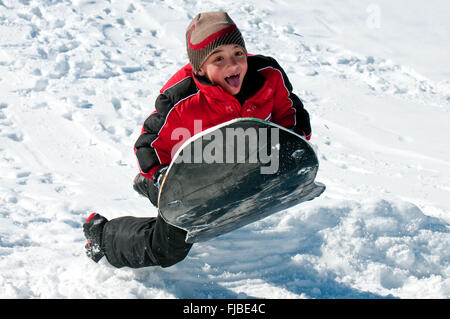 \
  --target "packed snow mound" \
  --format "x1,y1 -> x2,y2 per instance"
0,0 -> 449,298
